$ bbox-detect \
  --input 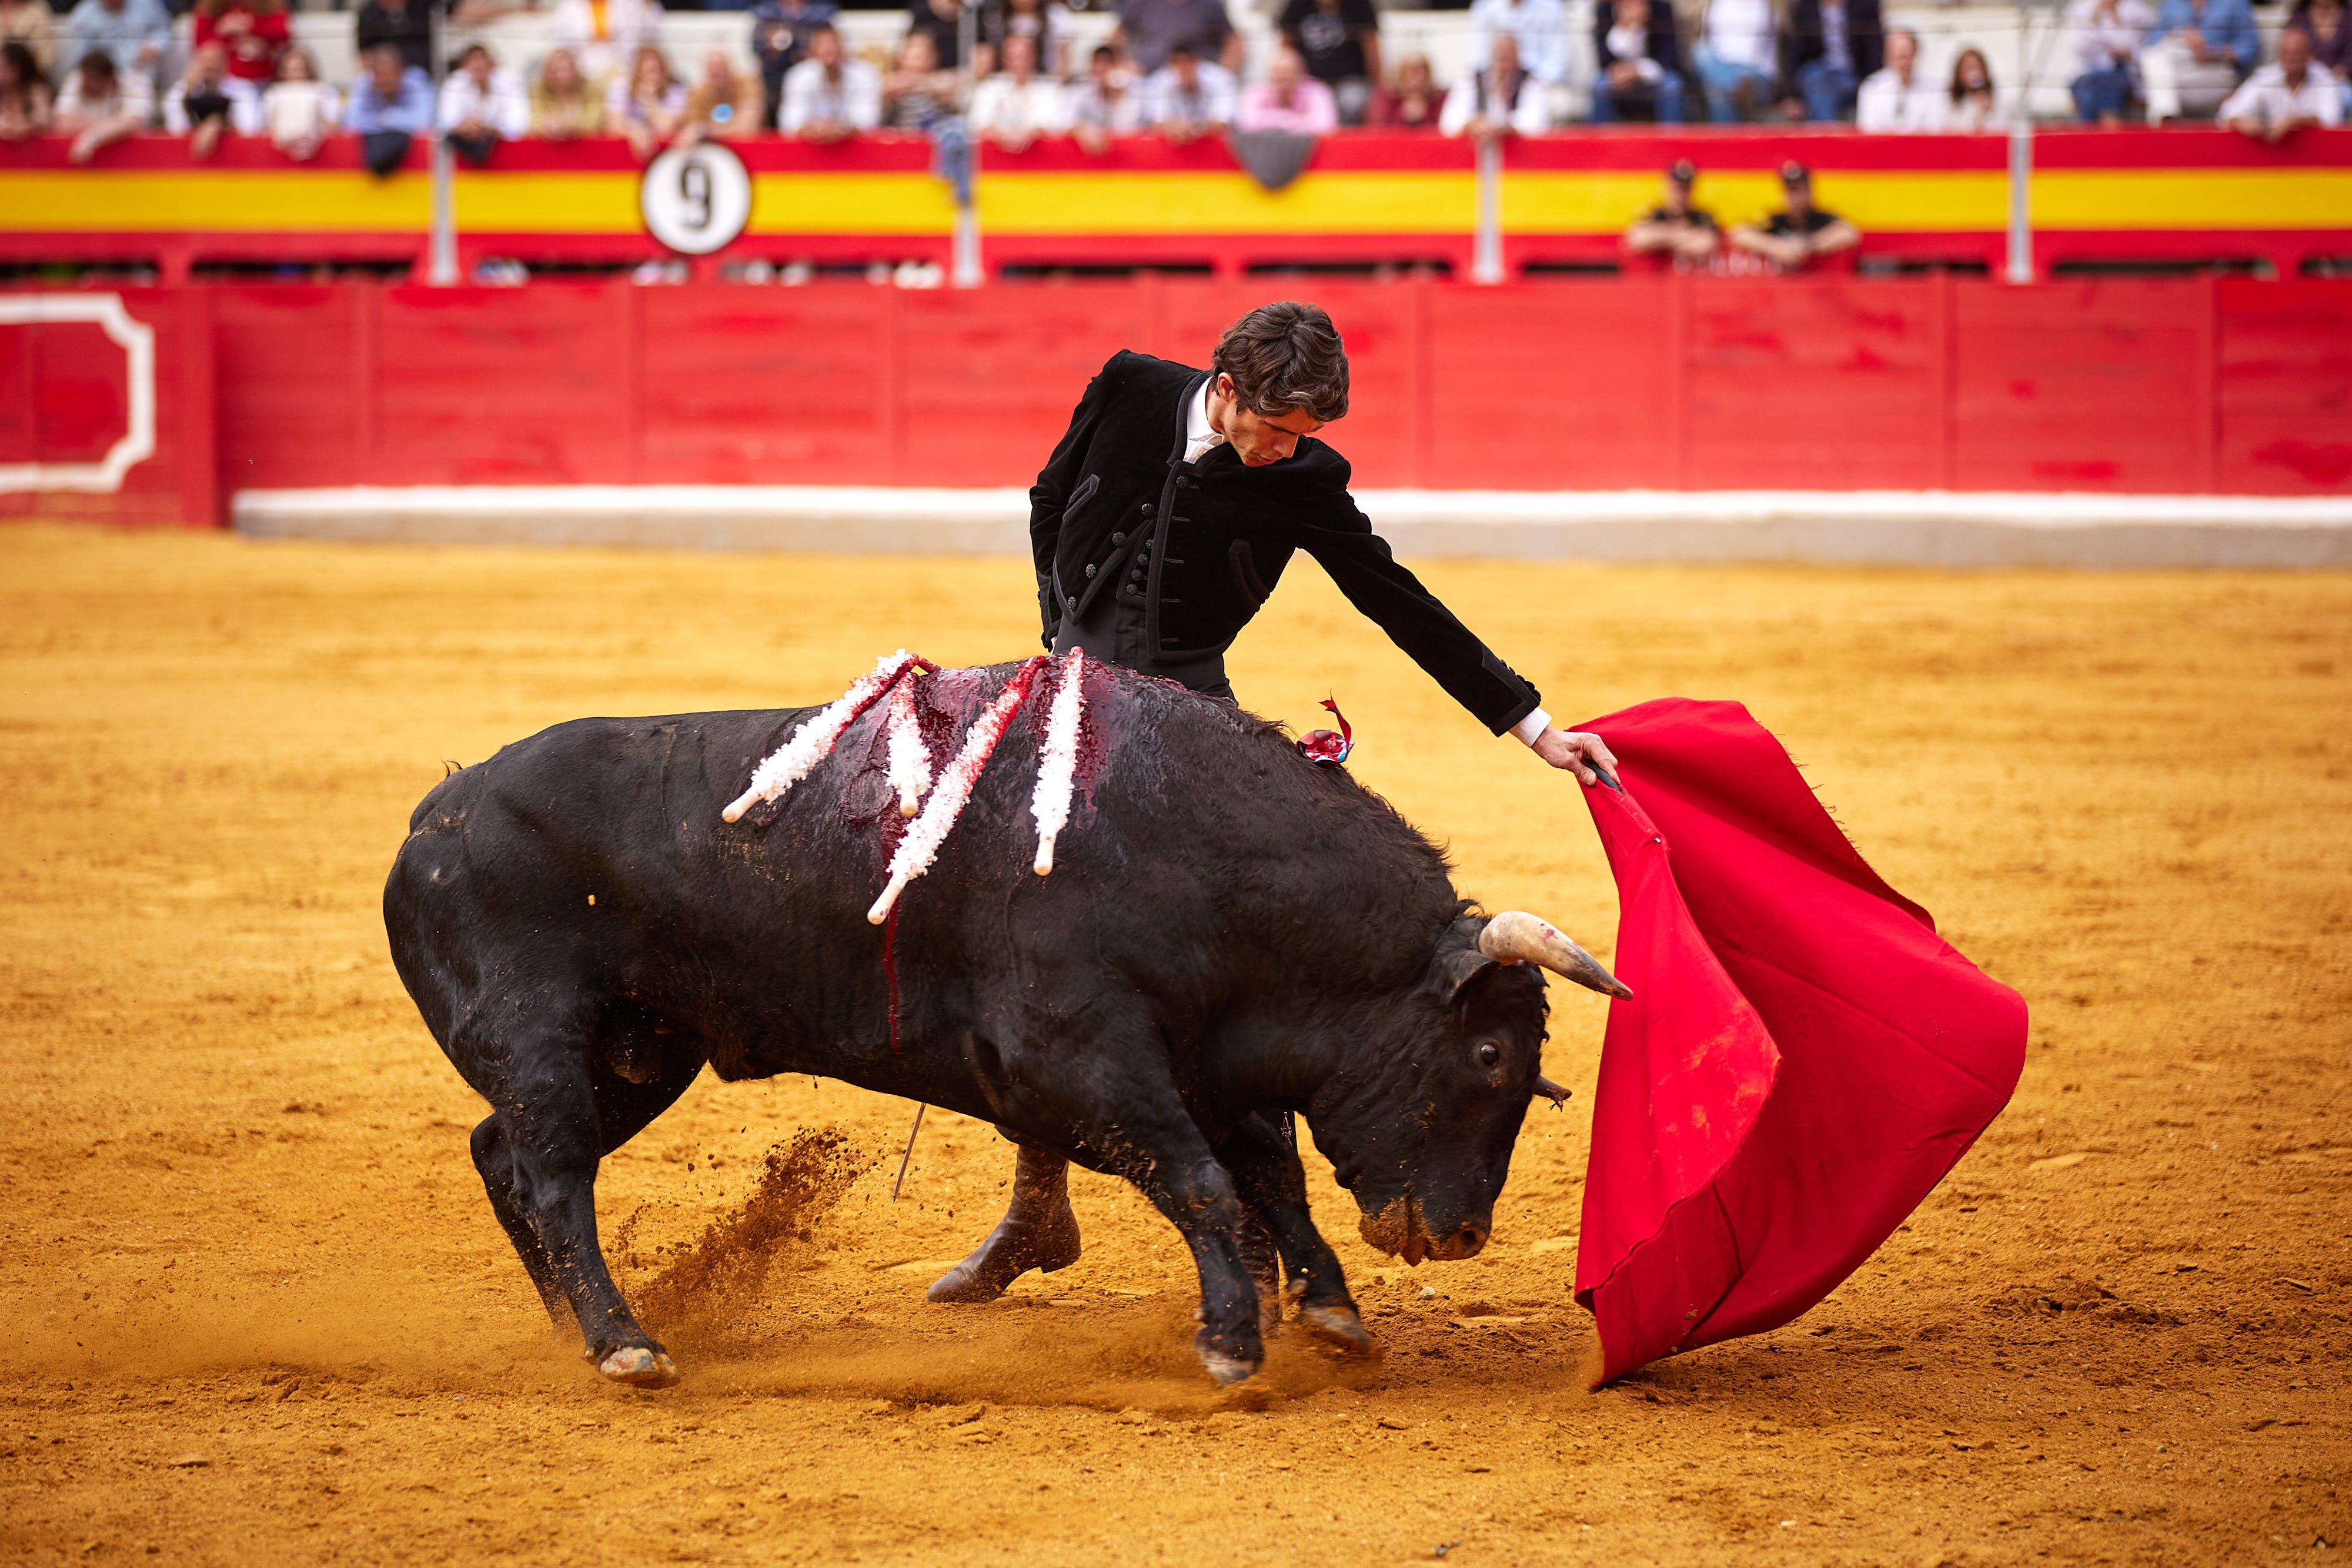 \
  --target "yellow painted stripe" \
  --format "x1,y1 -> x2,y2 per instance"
749,171 -> 959,236
2035,169 -> 2352,232
1506,169 -> 2011,235
0,169 -> 432,232
452,170 -> 641,233
980,170 -> 1476,235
